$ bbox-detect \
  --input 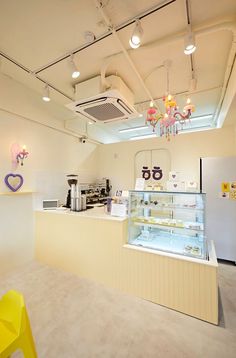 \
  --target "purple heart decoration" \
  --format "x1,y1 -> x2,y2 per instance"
172,174 -> 176,178
174,183 -> 177,188
4,173 -> 24,192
